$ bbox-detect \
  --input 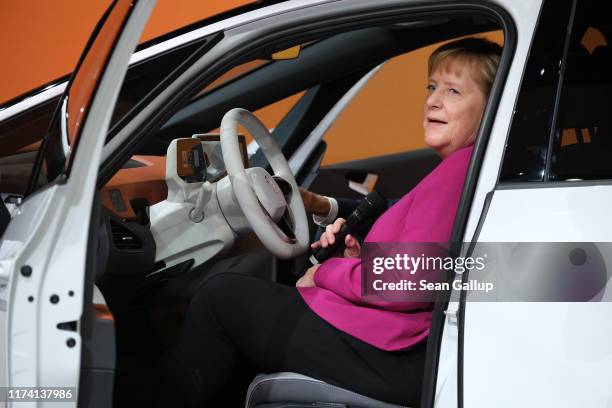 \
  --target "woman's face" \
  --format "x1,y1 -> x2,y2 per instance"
422,61 -> 487,157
